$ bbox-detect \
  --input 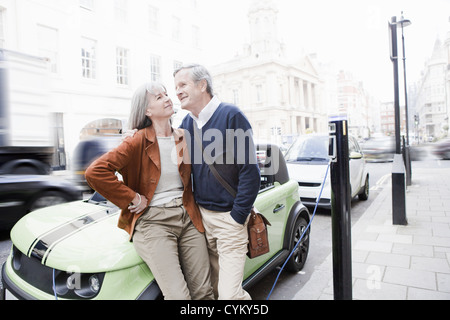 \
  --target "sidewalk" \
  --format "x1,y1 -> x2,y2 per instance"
293,165 -> 450,300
